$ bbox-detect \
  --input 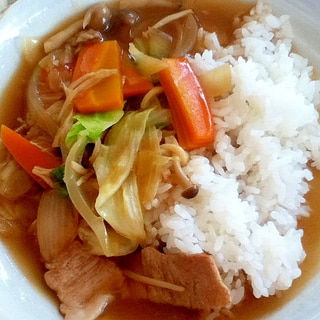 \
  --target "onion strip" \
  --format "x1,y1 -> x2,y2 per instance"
44,19 -> 83,53
64,137 -> 112,255
151,9 -> 193,29
123,269 -> 185,292
140,86 -> 163,109
53,69 -> 118,151
170,13 -> 198,57
27,67 -> 59,137
37,189 -> 78,262
32,166 -> 55,188
64,136 -> 138,257
59,69 -> 118,121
